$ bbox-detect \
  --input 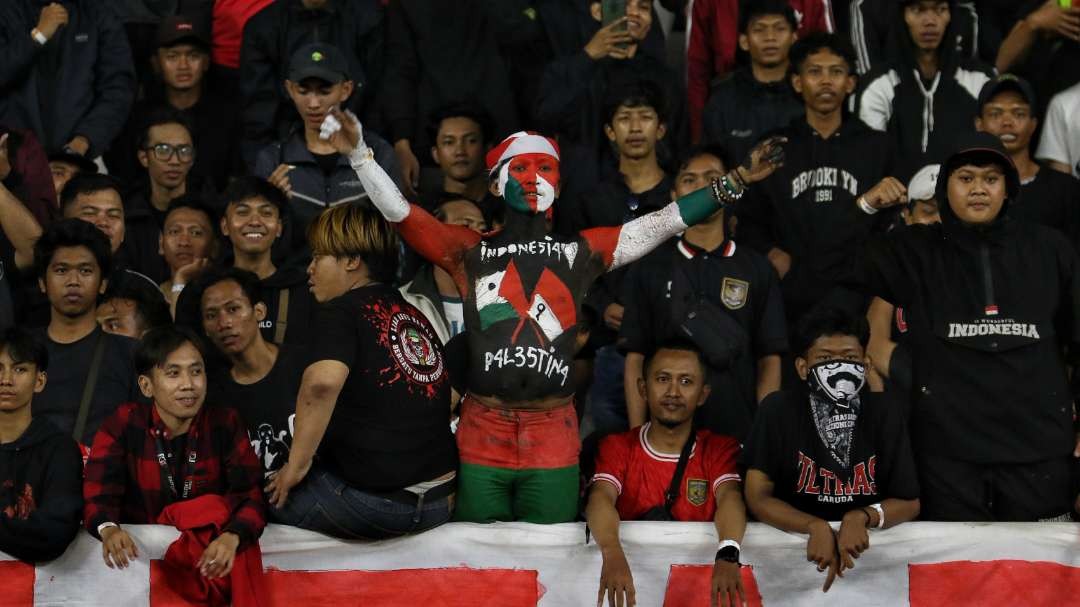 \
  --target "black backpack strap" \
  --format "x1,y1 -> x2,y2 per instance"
73,331 -> 107,443
663,430 -> 697,516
